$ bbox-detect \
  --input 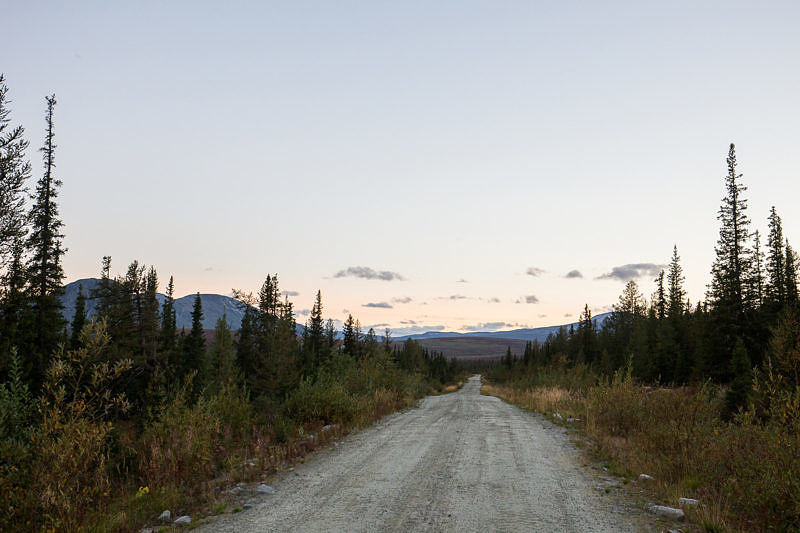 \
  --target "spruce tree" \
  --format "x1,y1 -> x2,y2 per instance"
653,270 -> 666,320
724,338 -> 752,416
304,290 -> 325,371
709,143 -> 751,321
140,266 -> 160,357
24,95 -> 66,386
0,75 -> 30,371
208,315 -> 237,391
785,241 -> 799,308
0,74 -> 30,277
342,314 -> 357,356
181,292 -> 205,386
667,245 -> 685,319
748,230 -> 765,309
766,206 -> 786,307
159,275 -> 177,352
70,284 -> 87,349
